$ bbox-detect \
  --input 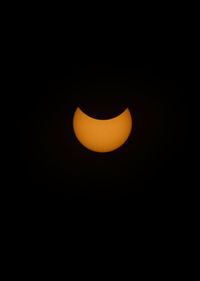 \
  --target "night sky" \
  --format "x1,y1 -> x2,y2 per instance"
16,62 -> 188,200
